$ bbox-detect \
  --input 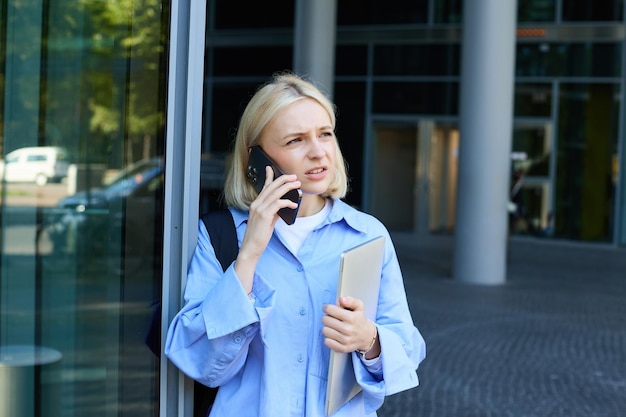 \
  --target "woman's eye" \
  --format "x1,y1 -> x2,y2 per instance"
287,138 -> 301,145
